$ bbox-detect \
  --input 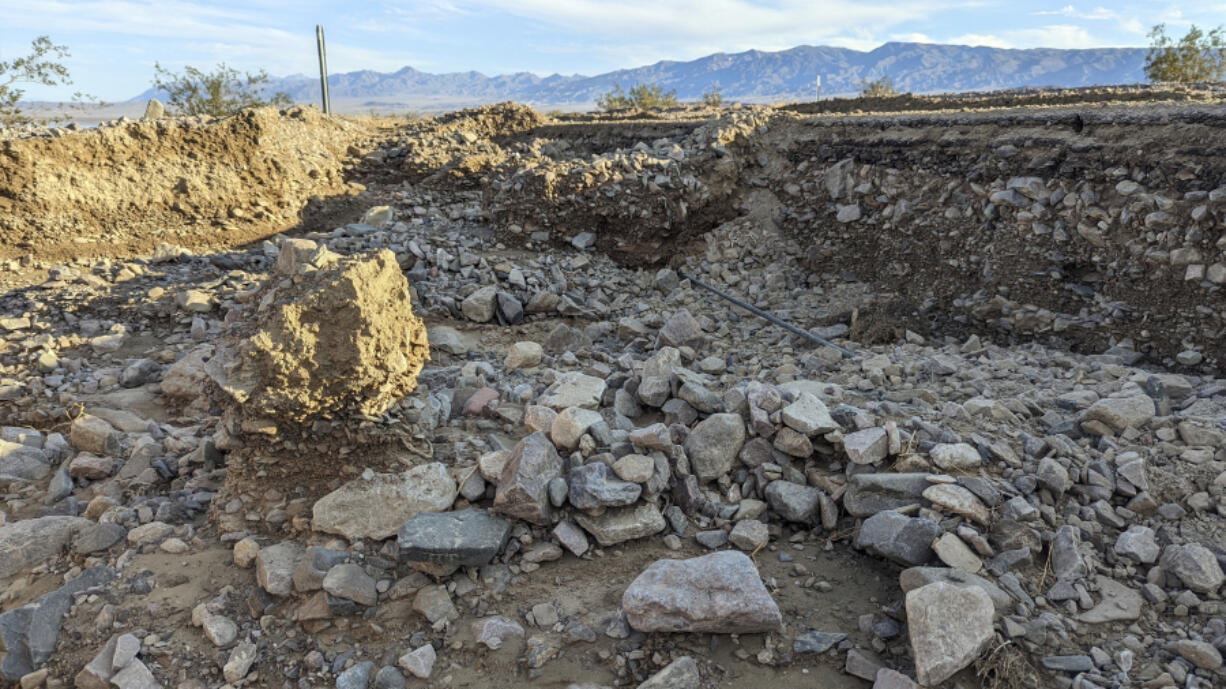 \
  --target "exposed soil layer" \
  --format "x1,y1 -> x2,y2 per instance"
0,106 -> 367,263
781,82 -> 1226,115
